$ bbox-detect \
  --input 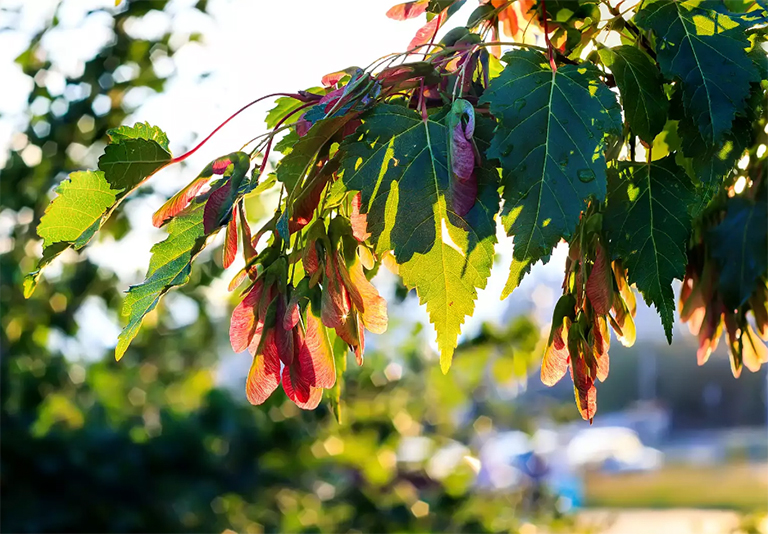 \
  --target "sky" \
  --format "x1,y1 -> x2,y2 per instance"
0,0 -> 692,367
